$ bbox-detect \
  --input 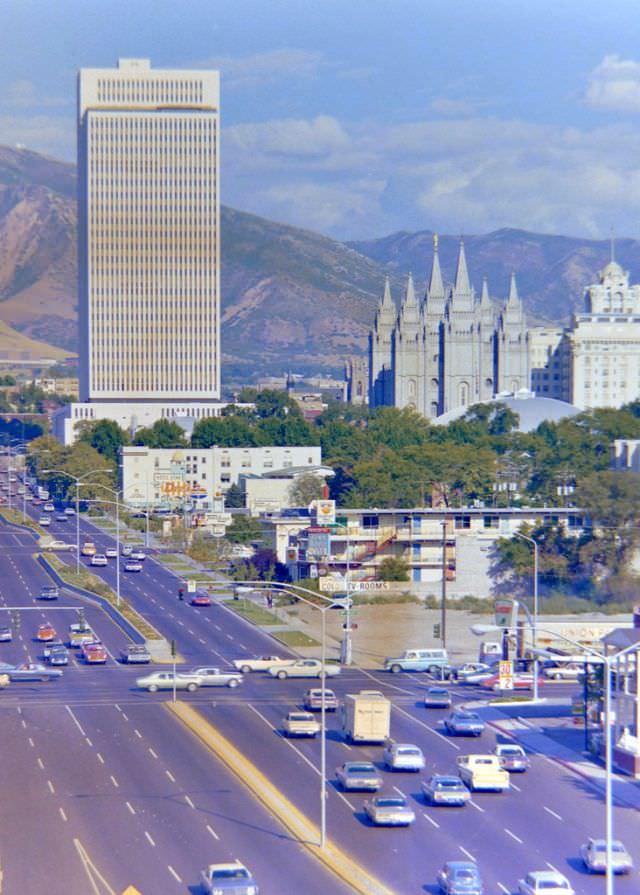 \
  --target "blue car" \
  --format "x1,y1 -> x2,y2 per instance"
438,861 -> 483,895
